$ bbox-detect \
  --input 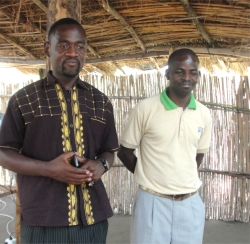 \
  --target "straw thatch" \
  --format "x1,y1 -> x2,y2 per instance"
0,0 -> 250,75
